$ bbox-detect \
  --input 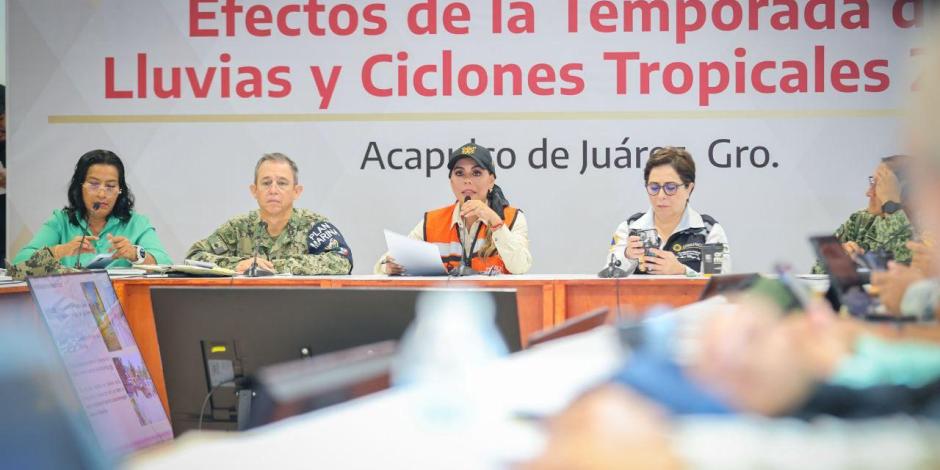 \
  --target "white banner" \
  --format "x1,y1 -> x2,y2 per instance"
9,0 -> 924,273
